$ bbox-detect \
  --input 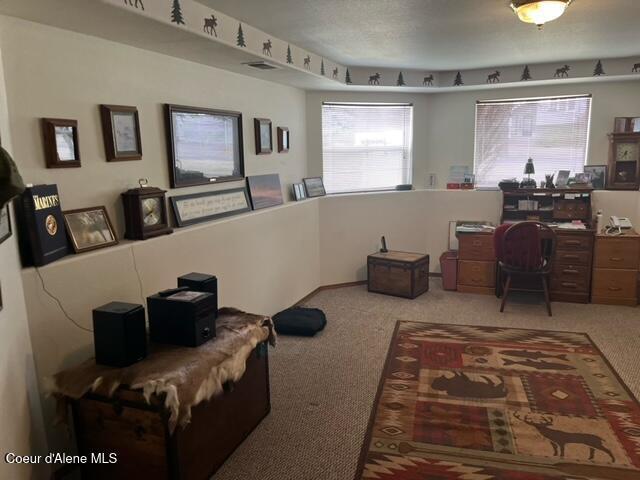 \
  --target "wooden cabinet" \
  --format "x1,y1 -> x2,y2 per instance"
549,231 -> 594,303
592,231 -> 640,306
457,232 -> 495,295
367,251 -> 429,299
71,343 -> 271,480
